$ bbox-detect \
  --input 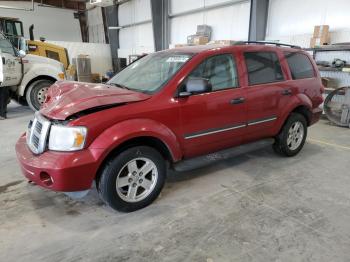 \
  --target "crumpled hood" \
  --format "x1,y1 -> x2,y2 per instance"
40,81 -> 151,120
